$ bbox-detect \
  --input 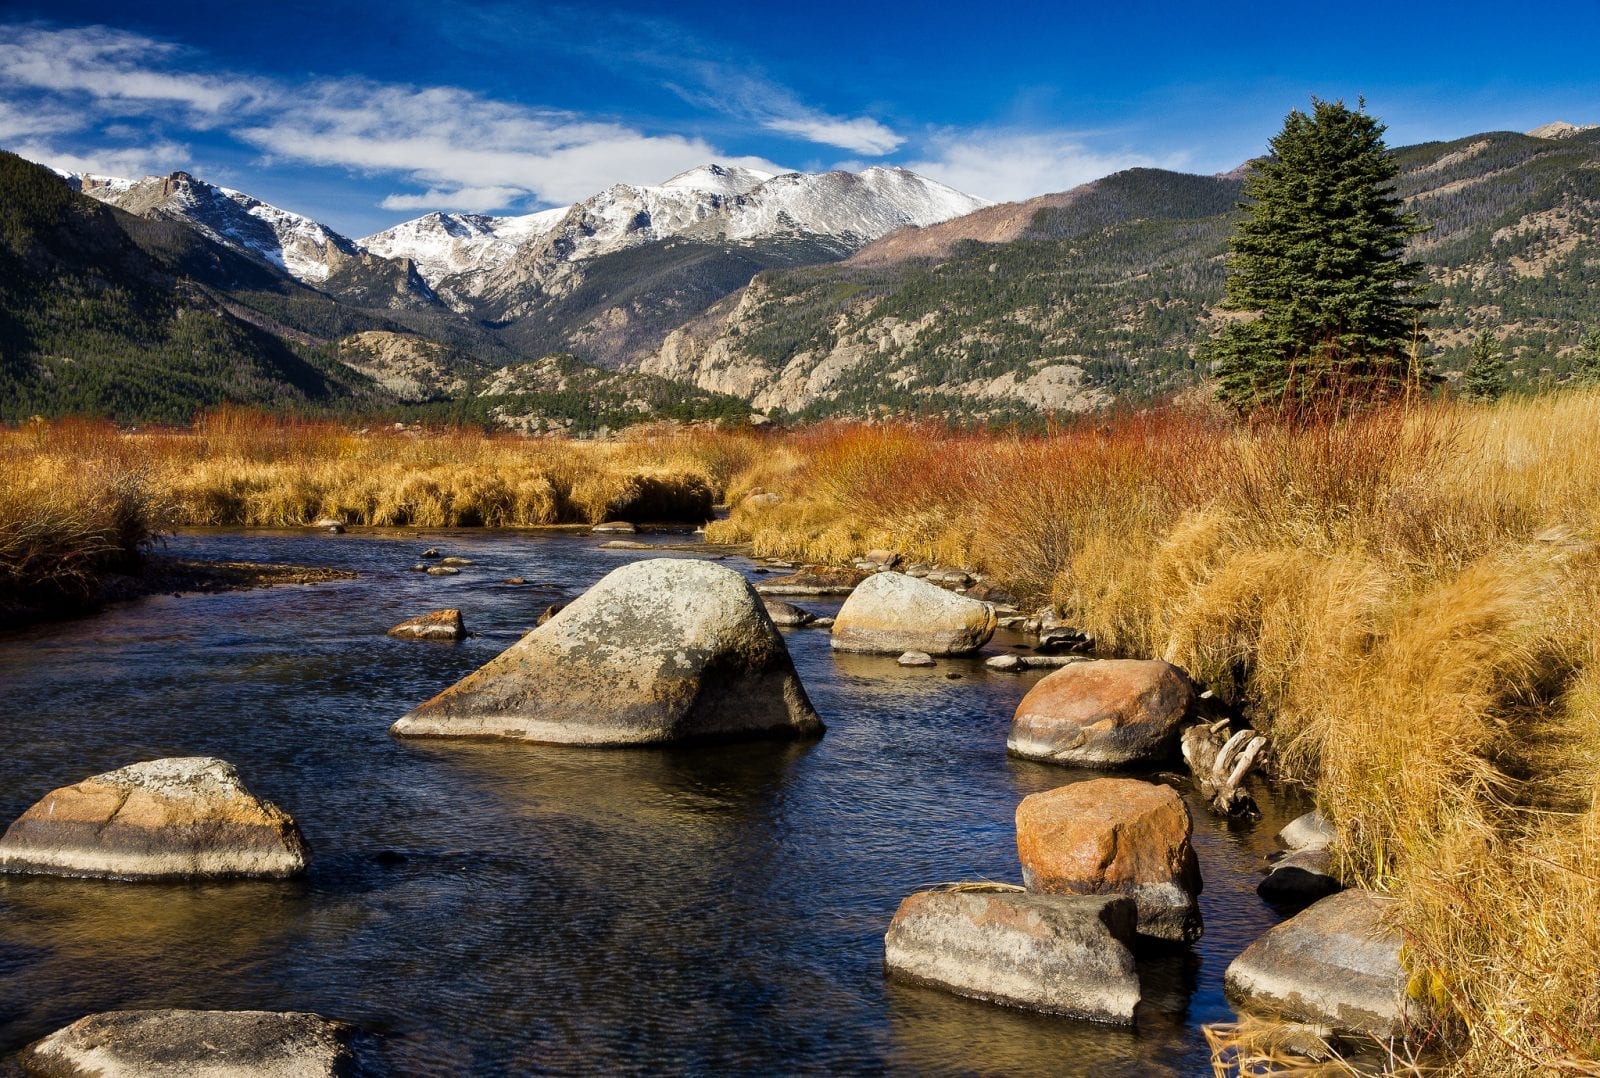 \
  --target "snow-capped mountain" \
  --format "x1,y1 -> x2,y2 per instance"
70,171 -> 361,282
366,163 -> 987,300
359,207 -> 569,285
